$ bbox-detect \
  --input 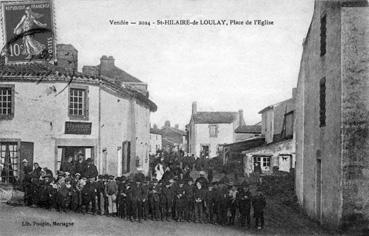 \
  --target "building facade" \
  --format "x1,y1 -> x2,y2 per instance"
150,125 -> 162,155
0,45 -> 157,184
234,123 -> 262,142
242,94 -> 295,175
160,121 -> 186,153
295,0 -> 369,230
188,102 -> 245,158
